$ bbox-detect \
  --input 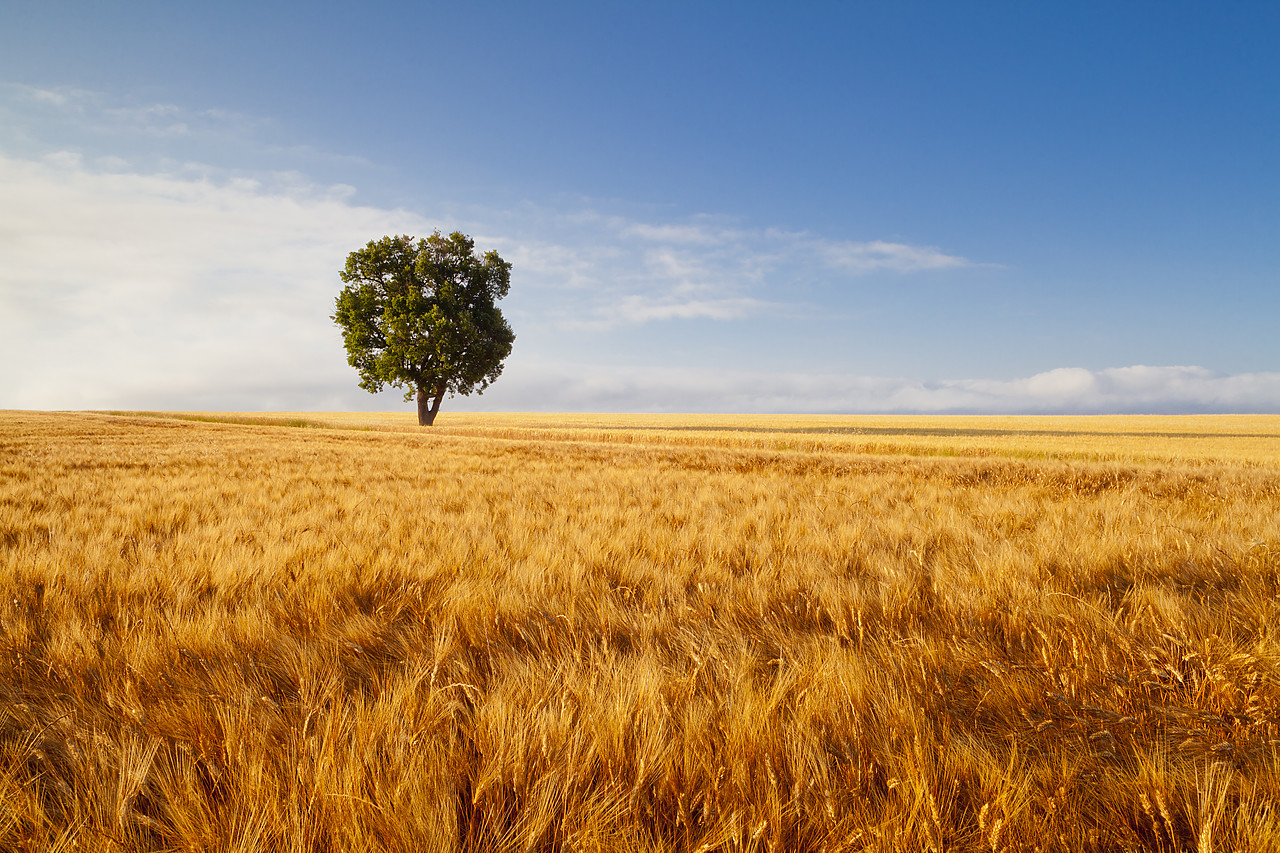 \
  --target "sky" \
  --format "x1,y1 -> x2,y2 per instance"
1,1 -> 1277,414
